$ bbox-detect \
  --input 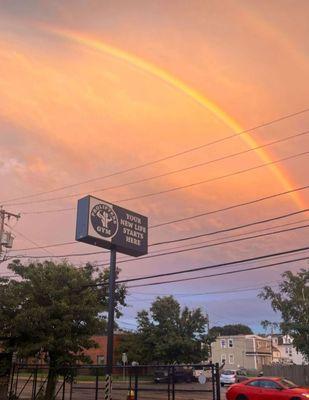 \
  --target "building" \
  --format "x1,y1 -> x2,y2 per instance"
211,335 -> 272,371
271,334 -> 307,365
83,333 -> 124,365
